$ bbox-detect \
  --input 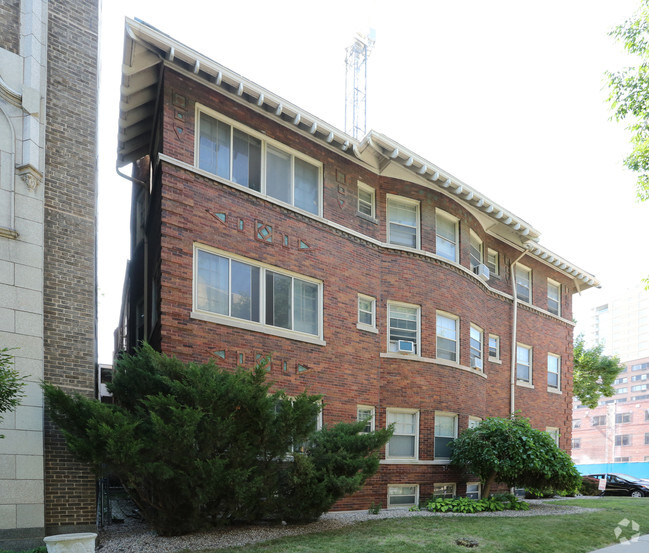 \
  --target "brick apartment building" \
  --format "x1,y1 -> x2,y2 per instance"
0,0 -> 98,549
115,18 -> 599,509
